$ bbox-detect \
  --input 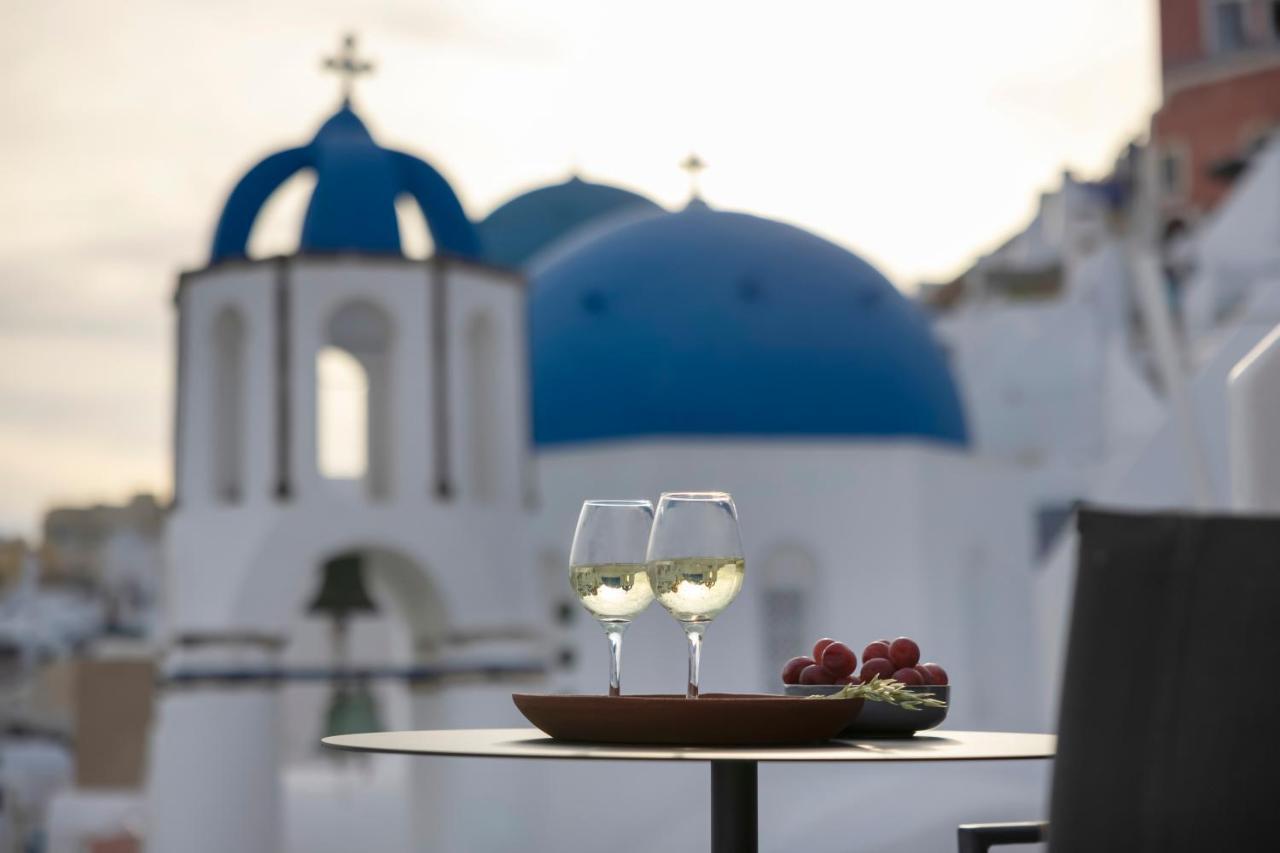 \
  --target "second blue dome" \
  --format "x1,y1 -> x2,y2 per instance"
479,176 -> 661,269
